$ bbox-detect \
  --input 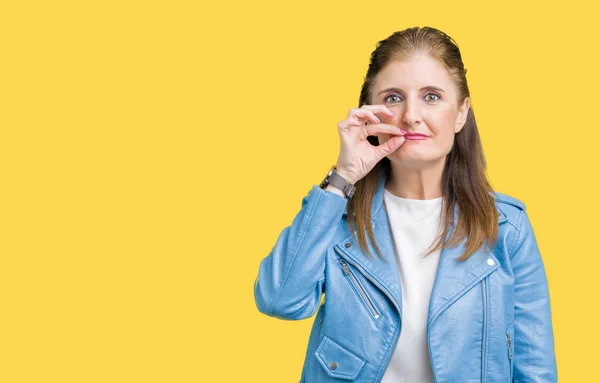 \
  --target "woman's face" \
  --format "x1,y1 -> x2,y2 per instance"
371,53 -> 470,168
